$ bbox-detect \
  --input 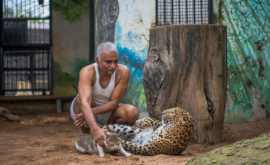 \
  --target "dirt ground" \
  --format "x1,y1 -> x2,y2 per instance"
0,112 -> 270,165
